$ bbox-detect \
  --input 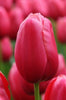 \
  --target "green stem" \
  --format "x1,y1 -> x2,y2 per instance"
34,83 -> 40,100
